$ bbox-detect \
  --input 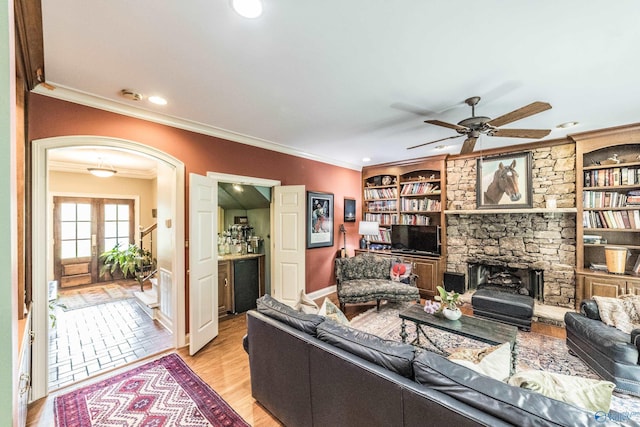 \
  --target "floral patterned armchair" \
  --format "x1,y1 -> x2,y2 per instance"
334,253 -> 420,311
